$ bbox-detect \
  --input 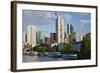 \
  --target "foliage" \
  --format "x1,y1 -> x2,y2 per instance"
78,33 -> 91,59
51,45 -> 59,52
63,43 -> 72,53
32,42 -> 75,53
33,44 -> 47,52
